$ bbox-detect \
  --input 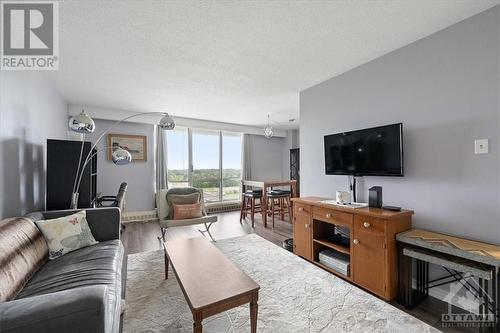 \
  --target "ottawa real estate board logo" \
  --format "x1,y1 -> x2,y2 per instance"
1,1 -> 59,70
